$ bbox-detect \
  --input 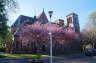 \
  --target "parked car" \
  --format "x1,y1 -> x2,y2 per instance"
84,48 -> 96,56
